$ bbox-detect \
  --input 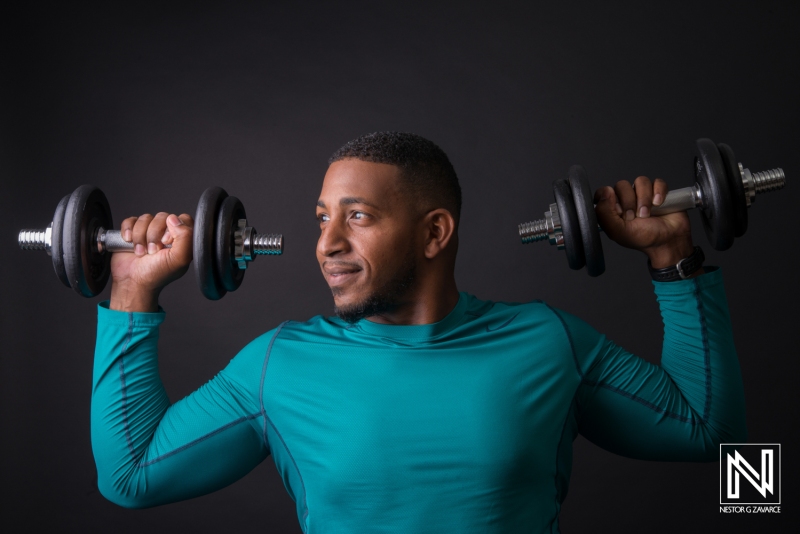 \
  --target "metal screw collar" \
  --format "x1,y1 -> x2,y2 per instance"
518,203 -> 564,249
234,219 -> 283,269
